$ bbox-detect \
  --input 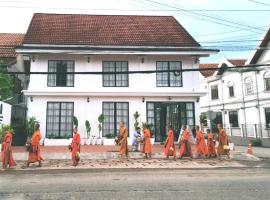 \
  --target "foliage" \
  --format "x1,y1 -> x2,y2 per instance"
72,116 -> 78,129
98,114 -> 104,137
25,117 -> 39,137
199,113 -> 207,127
0,124 -> 14,142
47,133 -> 71,139
251,138 -> 262,147
85,120 -> 91,138
0,62 -> 13,102
104,133 -> 115,139
142,122 -> 153,131
133,111 -> 140,130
